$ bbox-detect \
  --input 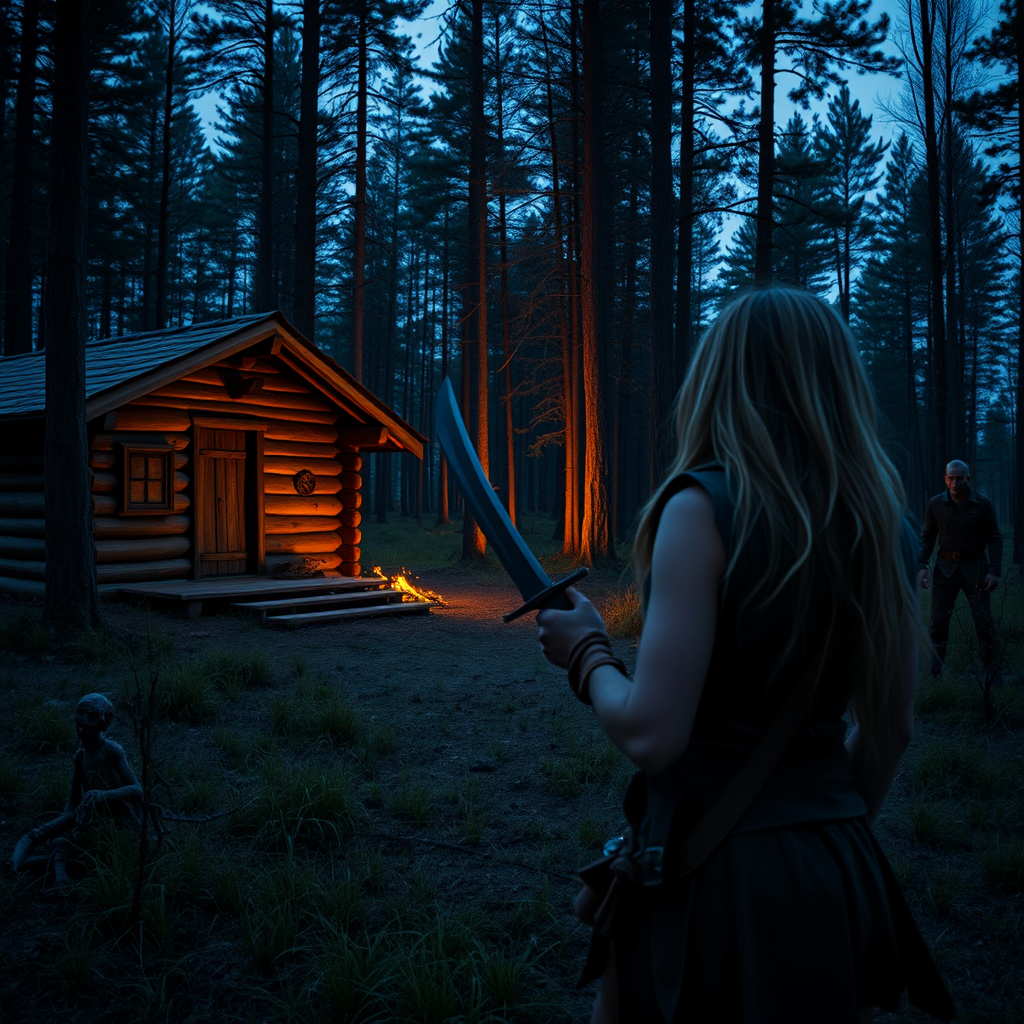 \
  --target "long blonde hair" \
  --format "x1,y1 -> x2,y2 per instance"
633,286 -> 913,745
